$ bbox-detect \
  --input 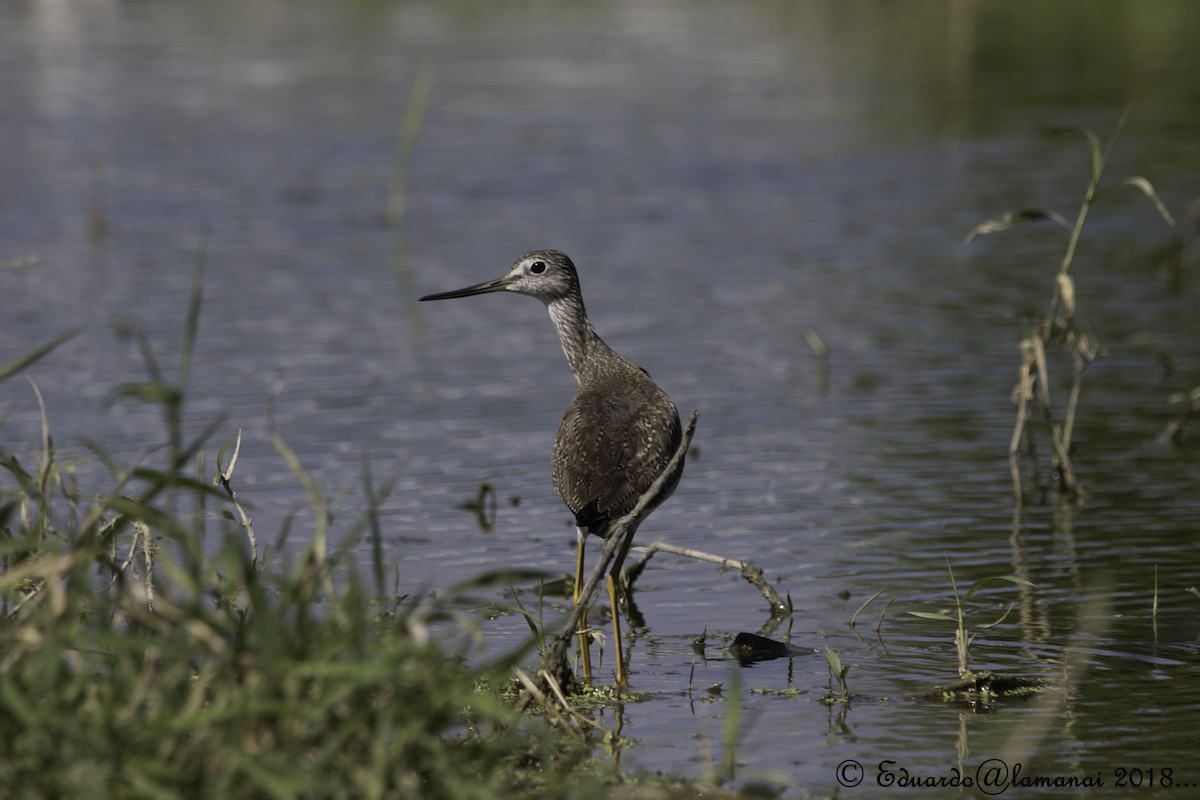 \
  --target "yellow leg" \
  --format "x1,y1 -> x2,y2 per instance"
607,526 -> 639,692
573,529 -> 592,682
605,572 -> 625,691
